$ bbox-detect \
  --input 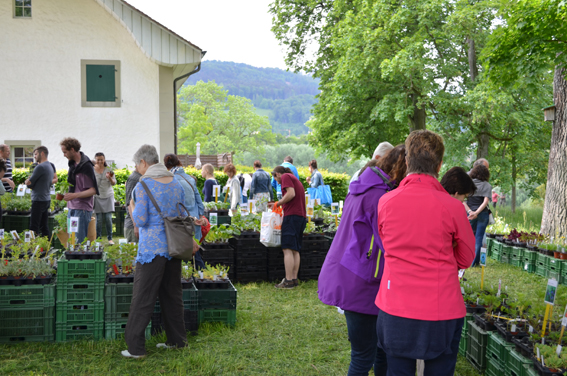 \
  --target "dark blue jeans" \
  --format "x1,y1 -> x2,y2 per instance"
383,319 -> 463,376
344,310 -> 388,376
470,210 -> 489,266
68,209 -> 92,244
